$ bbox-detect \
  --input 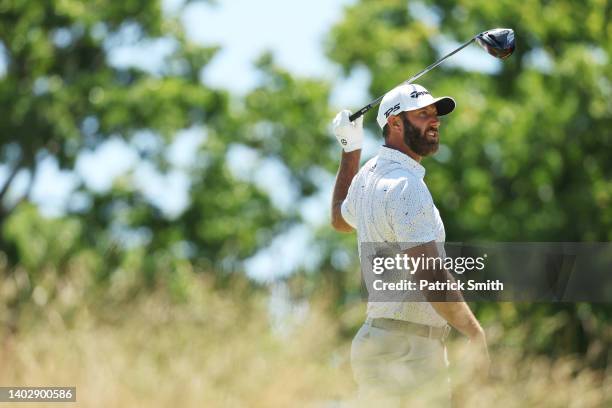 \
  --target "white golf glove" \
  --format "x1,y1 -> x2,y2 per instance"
333,110 -> 363,152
